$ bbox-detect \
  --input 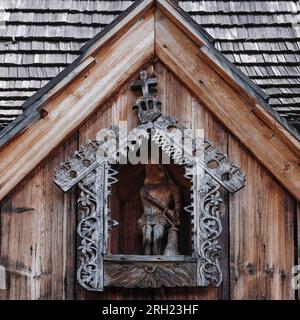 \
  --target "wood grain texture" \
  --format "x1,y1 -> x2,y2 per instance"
0,60 -> 298,300
157,0 -> 299,142
0,0 -> 153,147
0,135 -> 77,300
228,135 -> 296,300
75,70 -> 153,300
152,61 -> 230,300
155,9 -> 300,202
0,8 -> 154,202
74,61 -> 296,300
